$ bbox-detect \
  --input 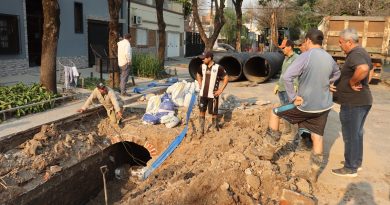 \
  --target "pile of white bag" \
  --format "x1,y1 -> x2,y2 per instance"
166,80 -> 199,108
142,80 -> 199,128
